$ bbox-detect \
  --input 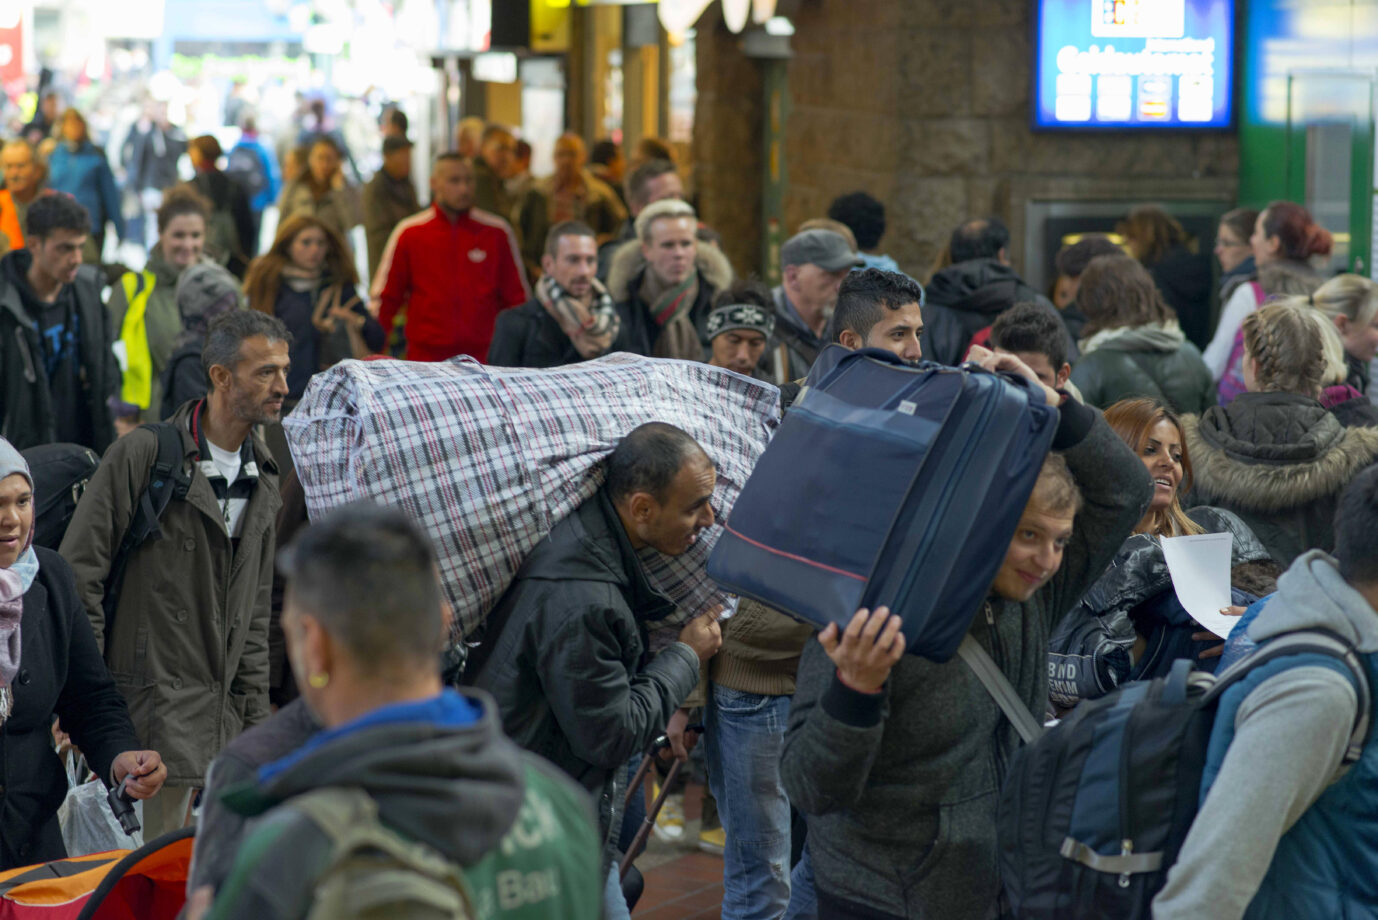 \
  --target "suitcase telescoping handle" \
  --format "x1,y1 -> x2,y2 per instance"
617,725 -> 704,880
